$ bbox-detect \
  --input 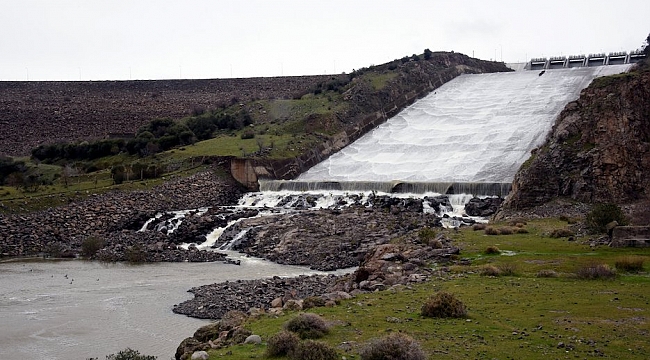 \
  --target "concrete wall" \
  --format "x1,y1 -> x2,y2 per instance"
611,226 -> 650,247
